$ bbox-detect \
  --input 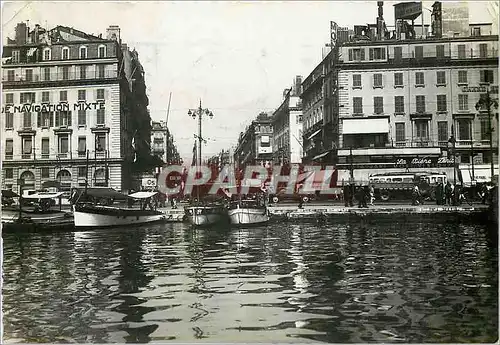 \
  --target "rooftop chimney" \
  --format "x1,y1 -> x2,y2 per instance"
106,25 -> 121,42
15,22 -> 27,45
